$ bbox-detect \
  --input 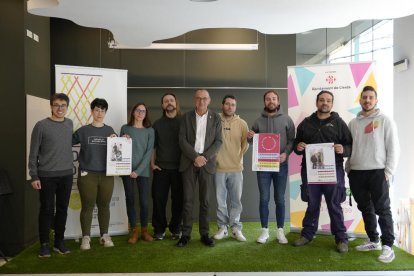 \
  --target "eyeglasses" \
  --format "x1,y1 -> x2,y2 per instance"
195,97 -> 209,102
134,109 -> 146,114
52,104 -> 67,109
